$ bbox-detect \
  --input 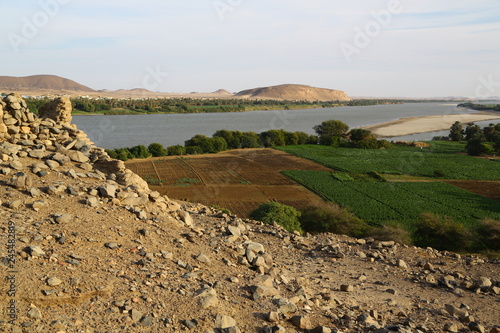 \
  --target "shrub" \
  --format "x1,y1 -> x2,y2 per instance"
433,169 -> 446,178
129,145 -> 151,159
148,143 -> 167,157
299,205 -> 371,238
314,120 -> 349,146
249,202 -> 302,233
413,213 -> 472,251
475,219 -> 500,251
105,149 -> 118,159
369,222 -> 413,245
167,145 -> 186,156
